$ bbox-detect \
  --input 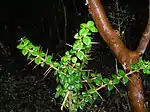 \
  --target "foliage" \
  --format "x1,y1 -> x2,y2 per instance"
17,21 -> 150,112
